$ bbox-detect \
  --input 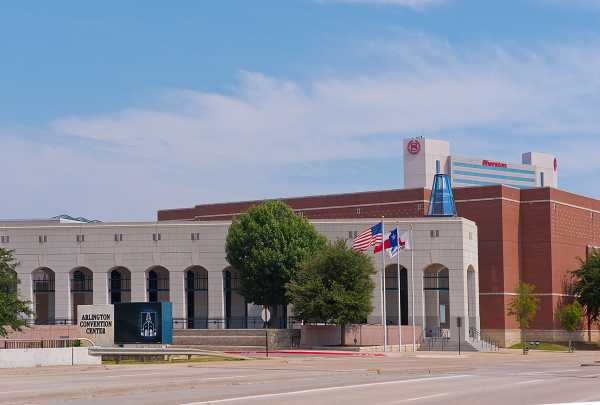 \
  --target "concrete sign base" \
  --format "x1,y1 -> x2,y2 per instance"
77,304 -> 115,347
